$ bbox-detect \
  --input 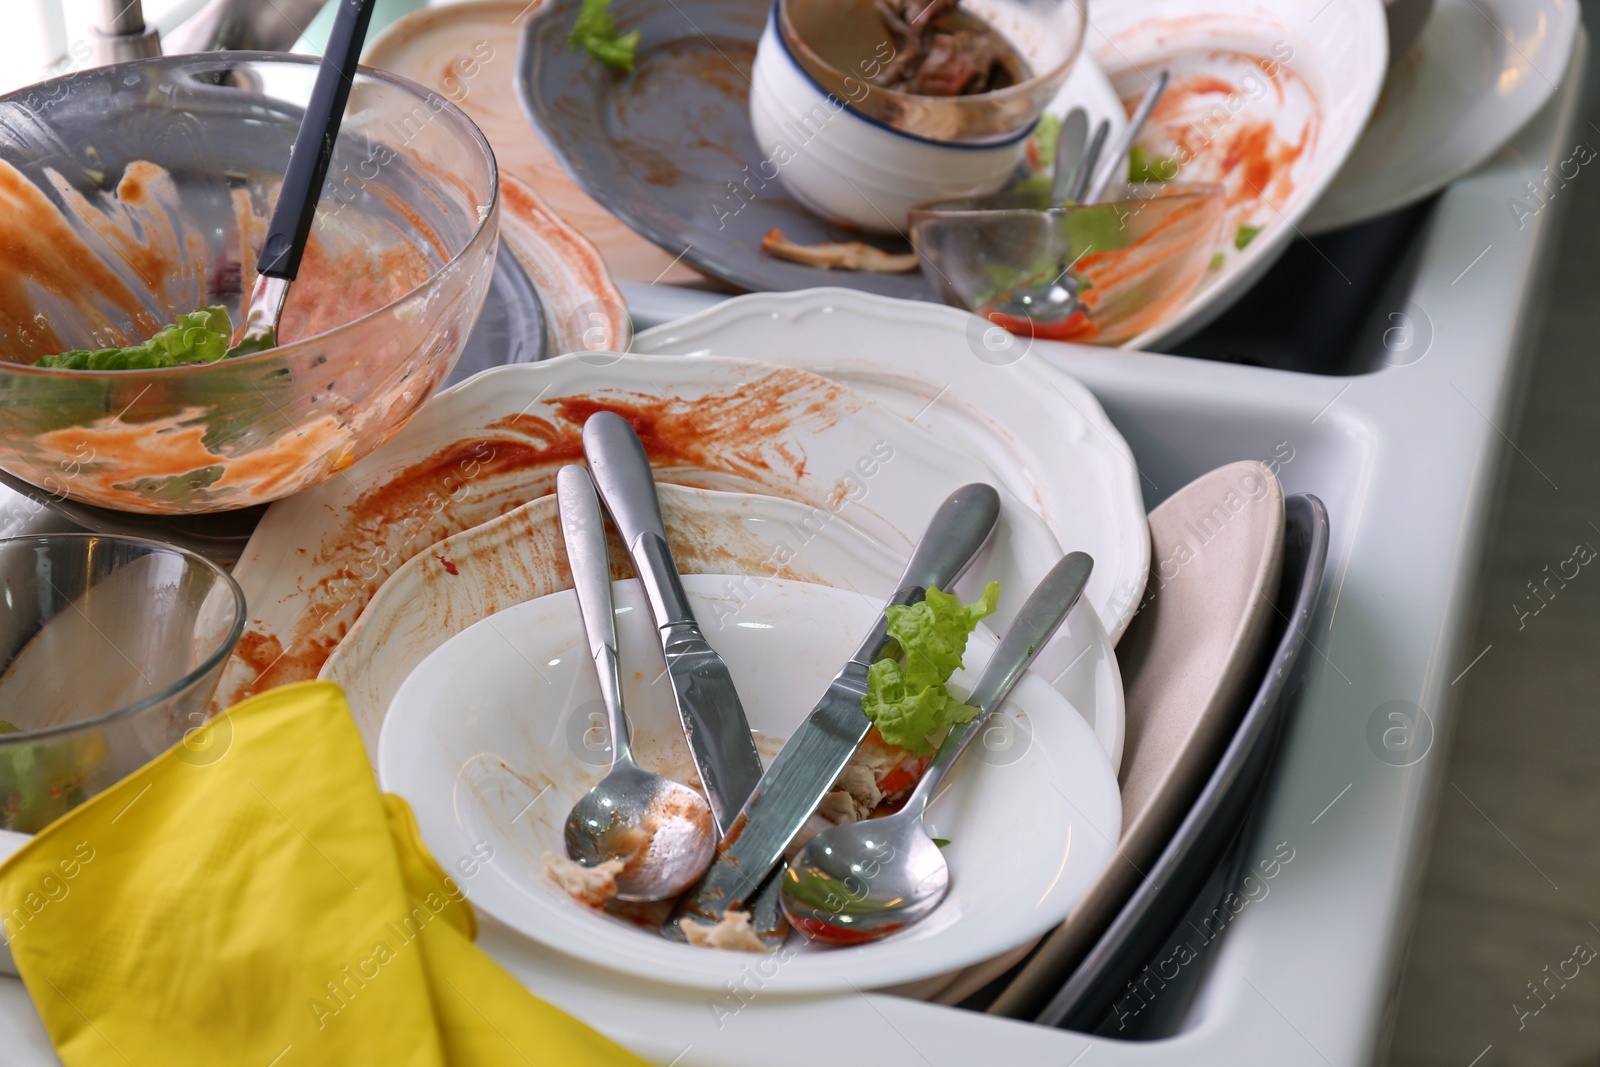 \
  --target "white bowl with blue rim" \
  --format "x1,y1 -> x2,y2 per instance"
750,0 -> 1087,232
